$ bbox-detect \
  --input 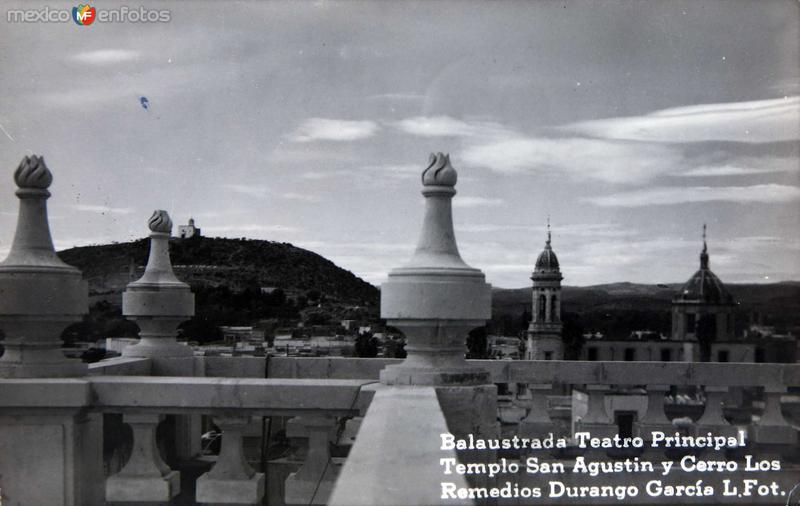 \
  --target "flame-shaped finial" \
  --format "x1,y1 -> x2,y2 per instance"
148,210 -> 172,234
421,152 -> 457,187
14,155 -> 53,189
